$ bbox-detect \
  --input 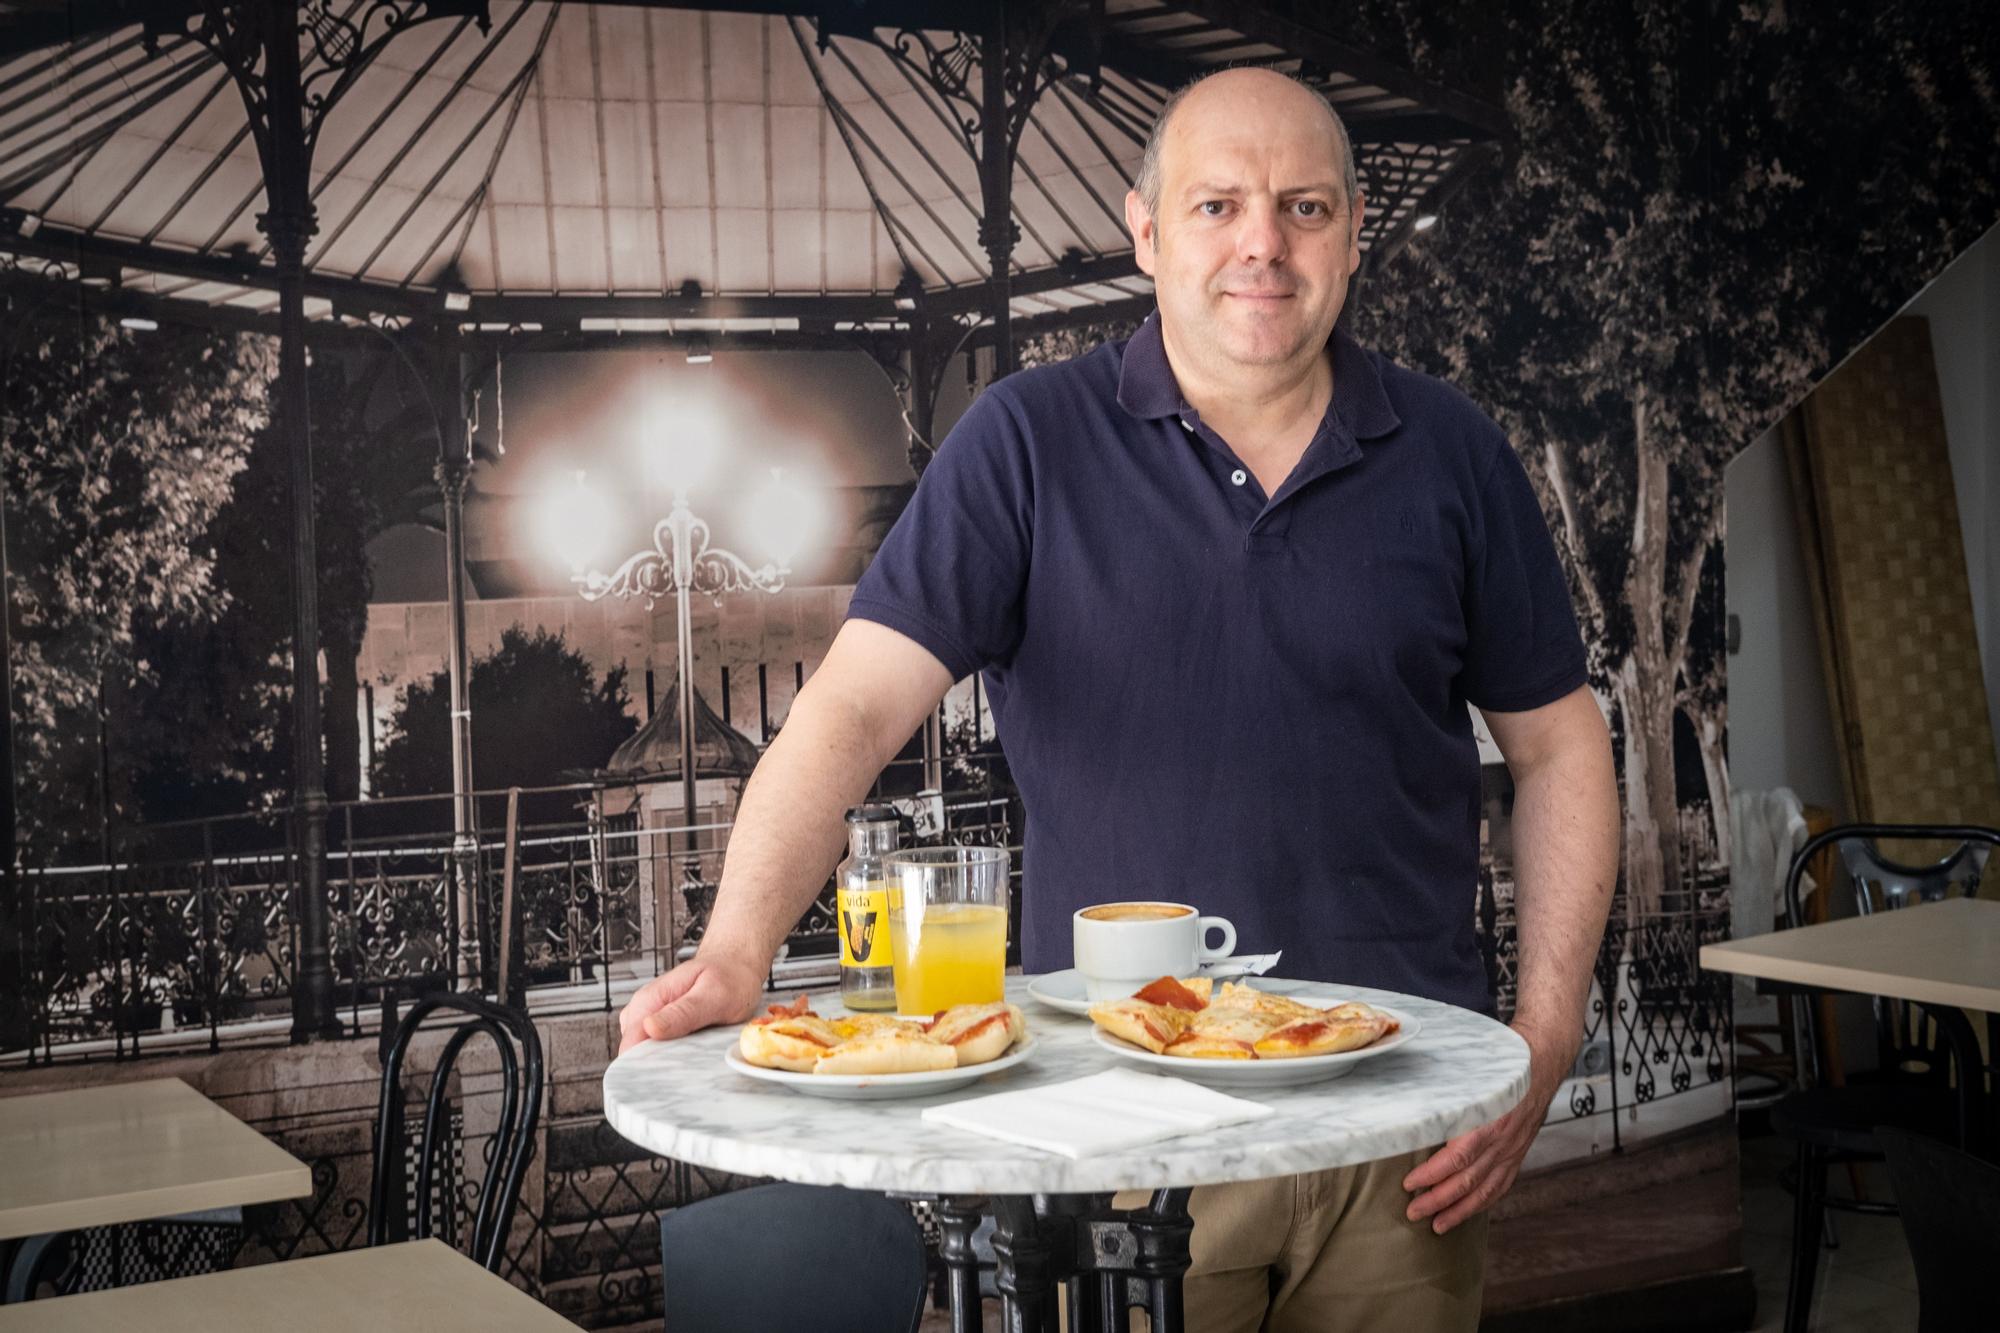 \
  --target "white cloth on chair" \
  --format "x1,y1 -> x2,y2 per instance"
1729,786 -> 1813,1010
